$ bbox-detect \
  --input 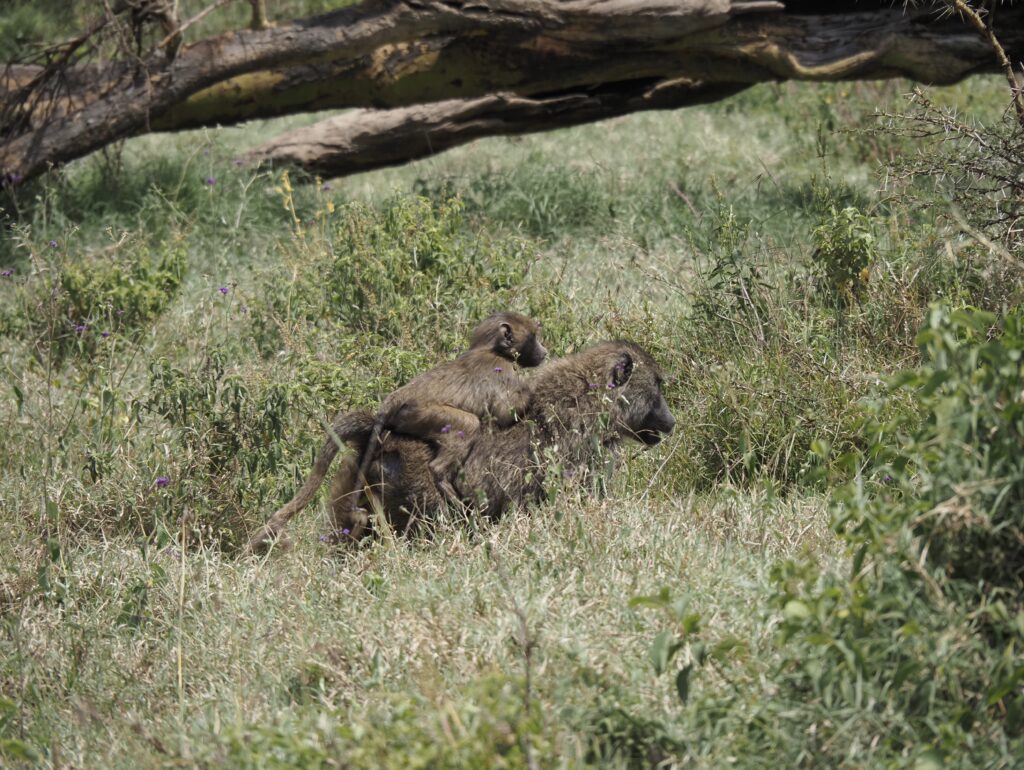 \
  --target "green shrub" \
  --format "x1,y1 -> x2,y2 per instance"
768,304 -> 1024,765
0,234 -> 186,361
195,673 -> 547,769
250,188 -> 575,383
143,351 -> 322,546
811,204 -> 876,307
